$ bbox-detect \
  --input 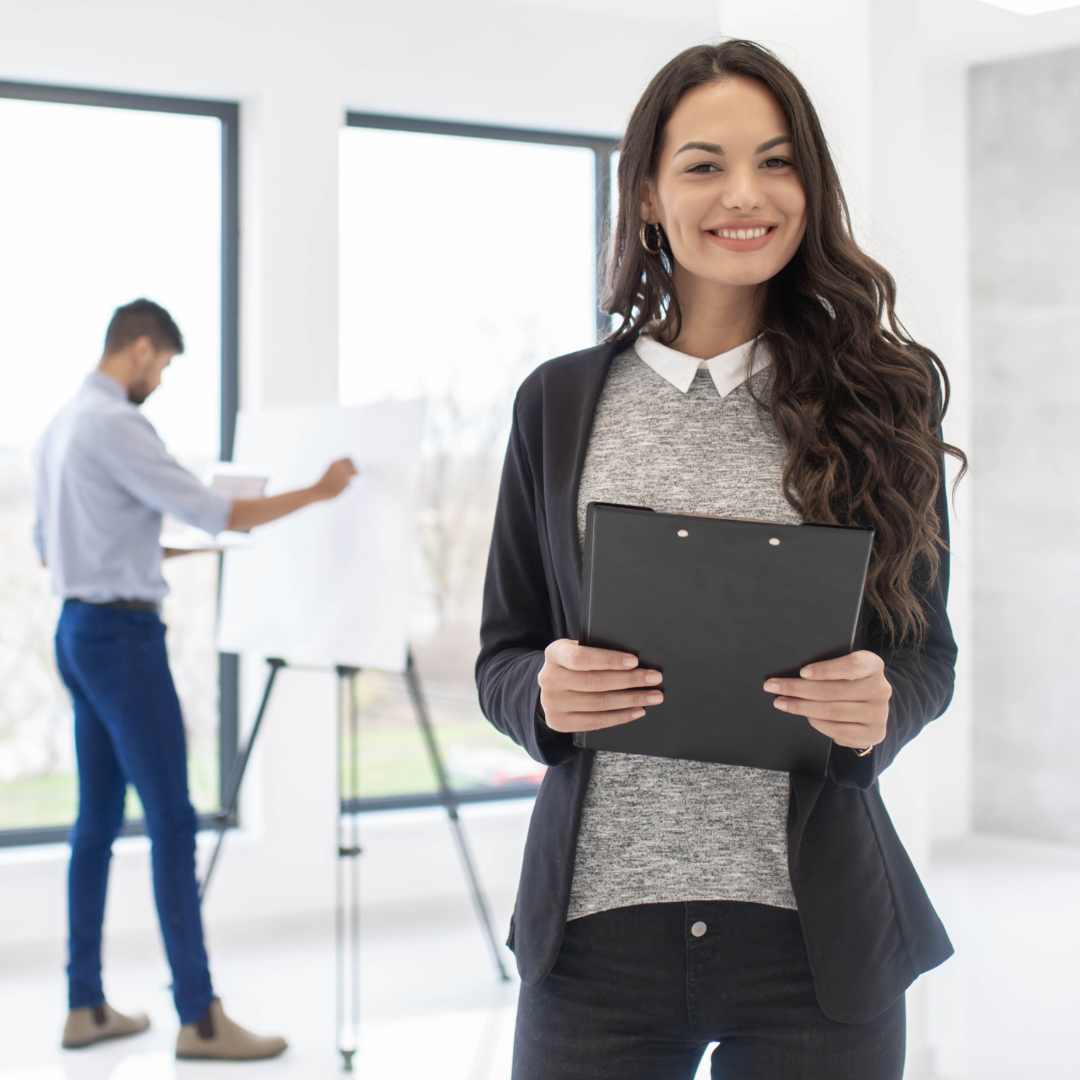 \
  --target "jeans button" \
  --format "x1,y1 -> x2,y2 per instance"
691,921 -> 707,938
